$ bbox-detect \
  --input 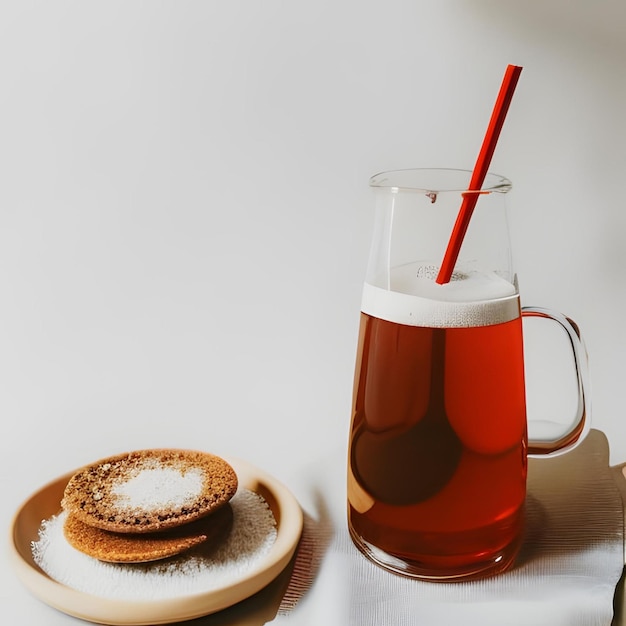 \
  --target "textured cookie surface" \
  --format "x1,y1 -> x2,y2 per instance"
63,504 -> 233,563
62,449 -> 238,533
